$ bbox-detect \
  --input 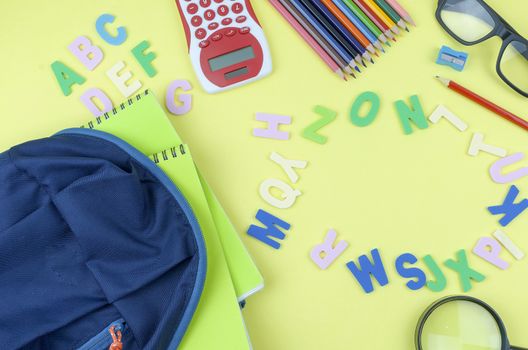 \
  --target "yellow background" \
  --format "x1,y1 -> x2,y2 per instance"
1,0 -> 527,349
